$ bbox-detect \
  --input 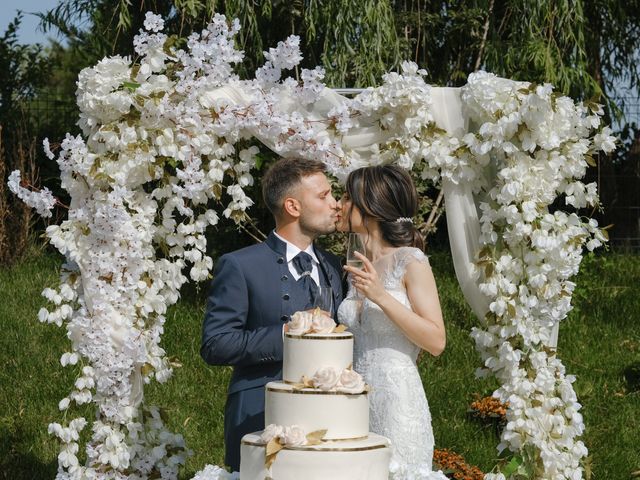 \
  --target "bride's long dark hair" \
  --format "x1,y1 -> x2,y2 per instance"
345,165 -> 424,251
